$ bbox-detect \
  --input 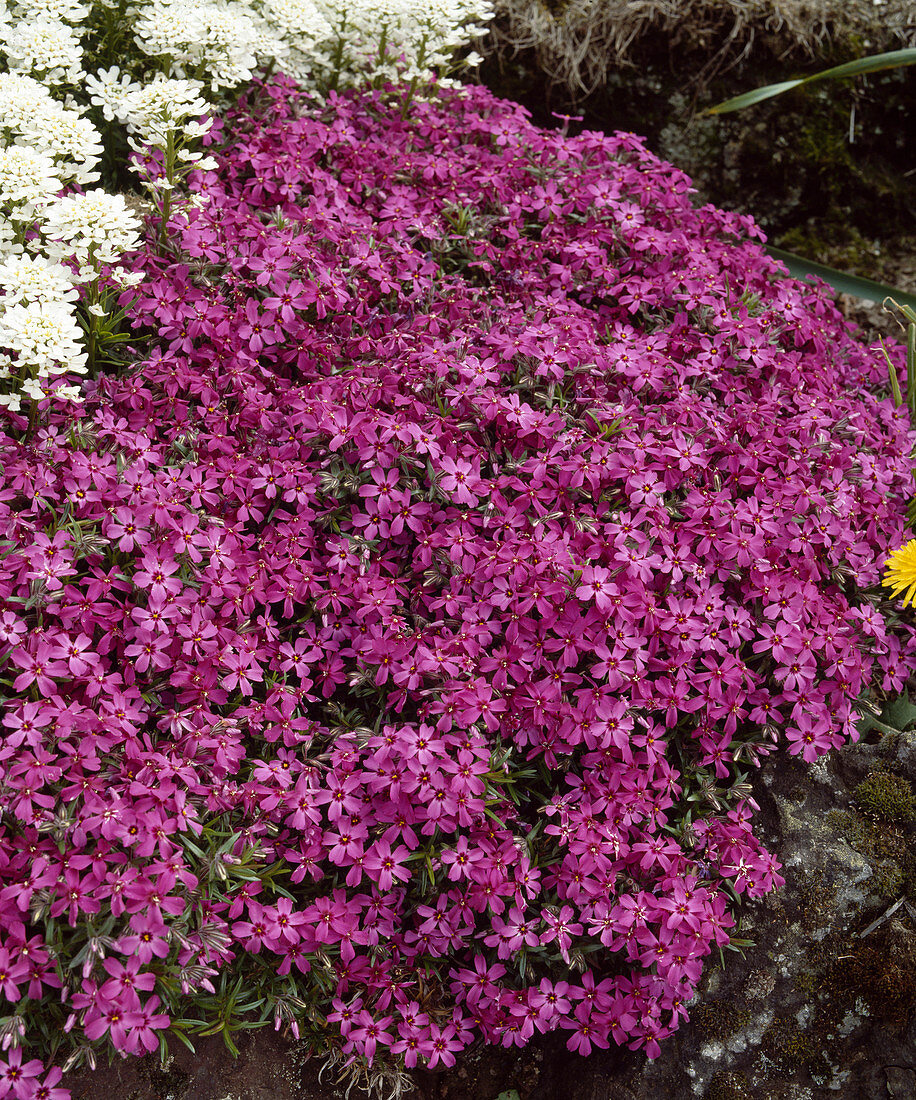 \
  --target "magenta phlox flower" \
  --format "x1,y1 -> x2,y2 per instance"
129,598 -> 181,636
424,1021 -> 463,1069
484,906 -> 540,959
0,1047 -> 44,1098
103,506 -> 152,552
219,648 -> 264,695
565,1001 -> 610,1056
346,1009 -> 395,1064
116,912 -> 170,963
0,950 -> 29,1003
357,468 -> 404,517
83,1000 -> 135,1050
131,554 -> 182,600
539,905 -> 583,963
451,954 -> 506,1009
574,566 -> 618,611
32,1066 -> 69,1100
437,455 -> 482,506
124,629 -> 173,672
237,297 -> 282,354
439,836 -> 484,882
654,877 -> 711,933
99,957 -> 156,1003
772,649 -> 818,691
262,279 -> 317,323
313,773 -> 363,823
785,712 -> 834,762
122,995 -> 170,1054
627,835 -> 681,875
273,638 -> 318,677
261,897 -> 309,948
362,840 -> 411,891
694,652 -> 750,702
7,642 -> 69,695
